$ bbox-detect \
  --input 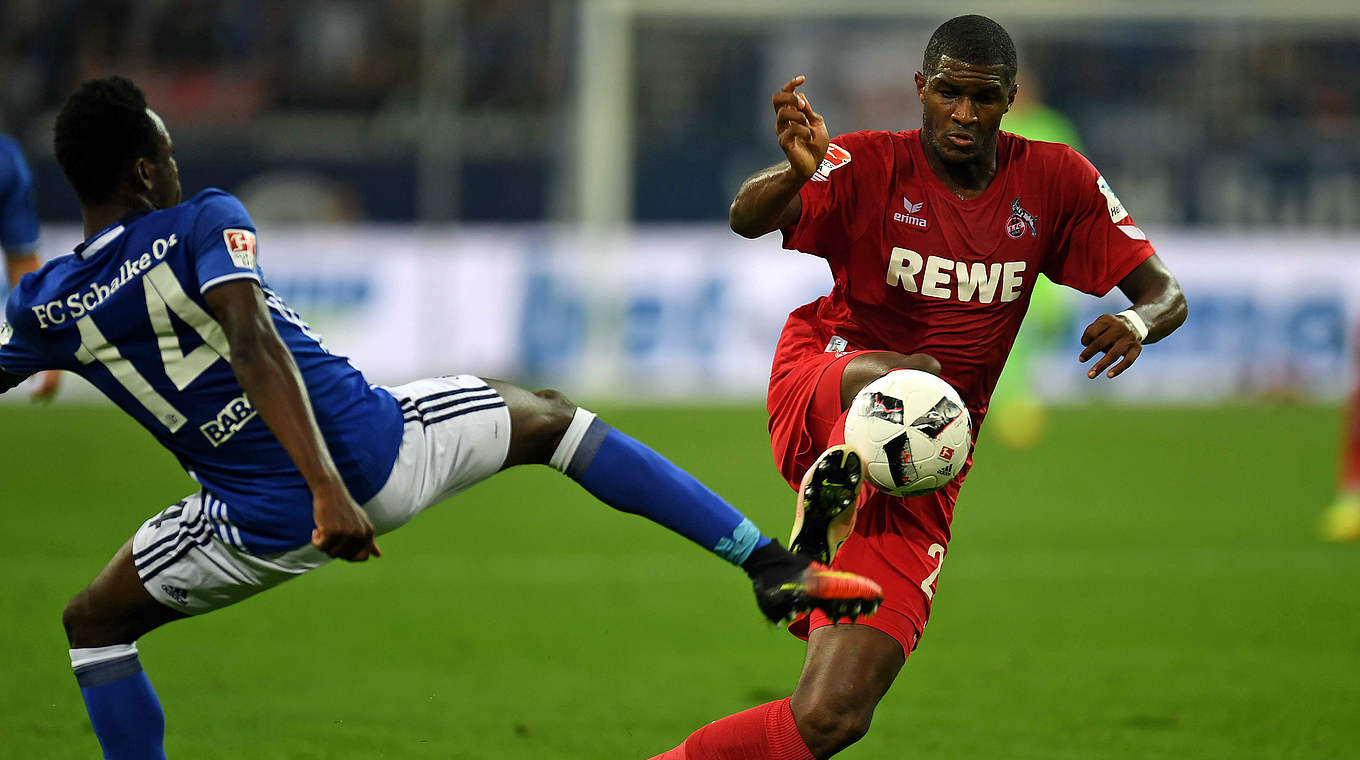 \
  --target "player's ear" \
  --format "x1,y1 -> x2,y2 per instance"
1007,82 -> 1018,111
134,157 -> 153,191
914,71 -> 927,102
